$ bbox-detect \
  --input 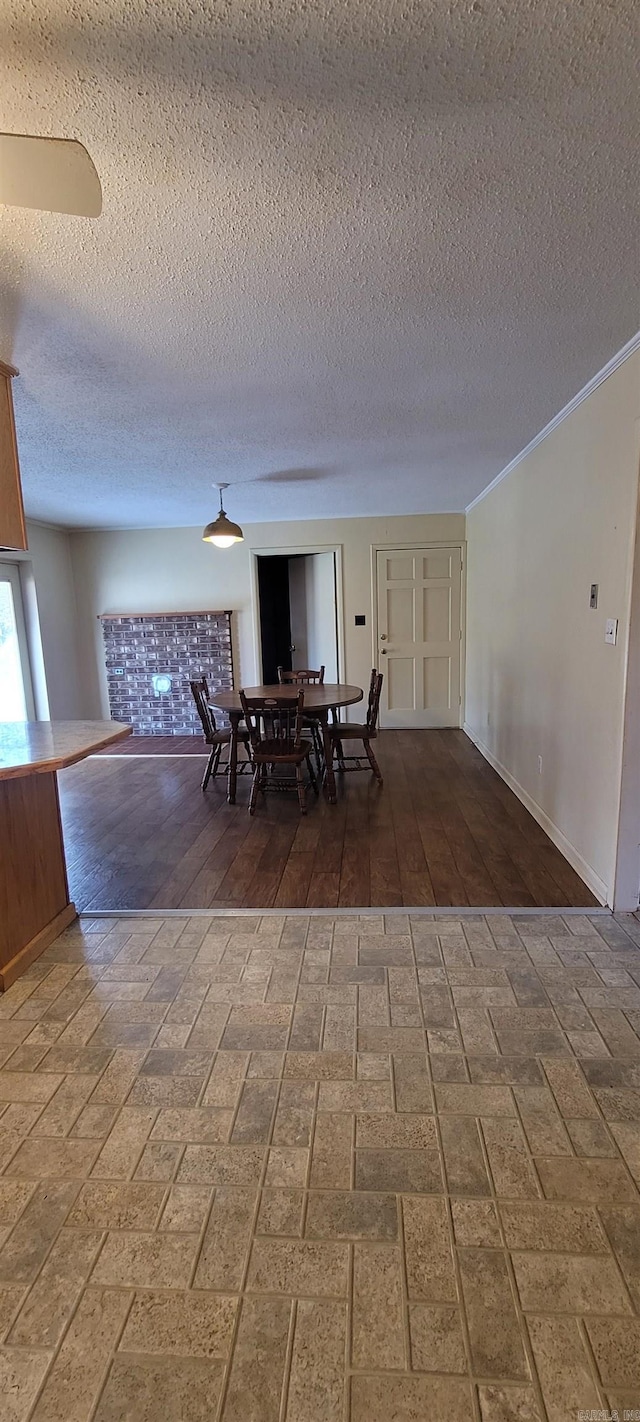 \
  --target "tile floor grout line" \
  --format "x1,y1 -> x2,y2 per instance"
406,917 -> 479,1412
212,925 -> 305,1422
343,1241 -> 354,1422
510,1085 -> 562,1205
471,1082 -> 550,1421
278,1295 -> 298,1422
443,1190 -> 484,1422
498,1215 -> 552,1421
412,922 -> 483,1419
84,1283 -> 137,1422
0,1161 -> 102,1309
574,1315 -> 610,1411
395,1196 -> 413,1378
541,1047 -> 640,1206
298,1079 -> 320,1239
28,1268 -> 135,1422
19,1222 -> 107,1422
